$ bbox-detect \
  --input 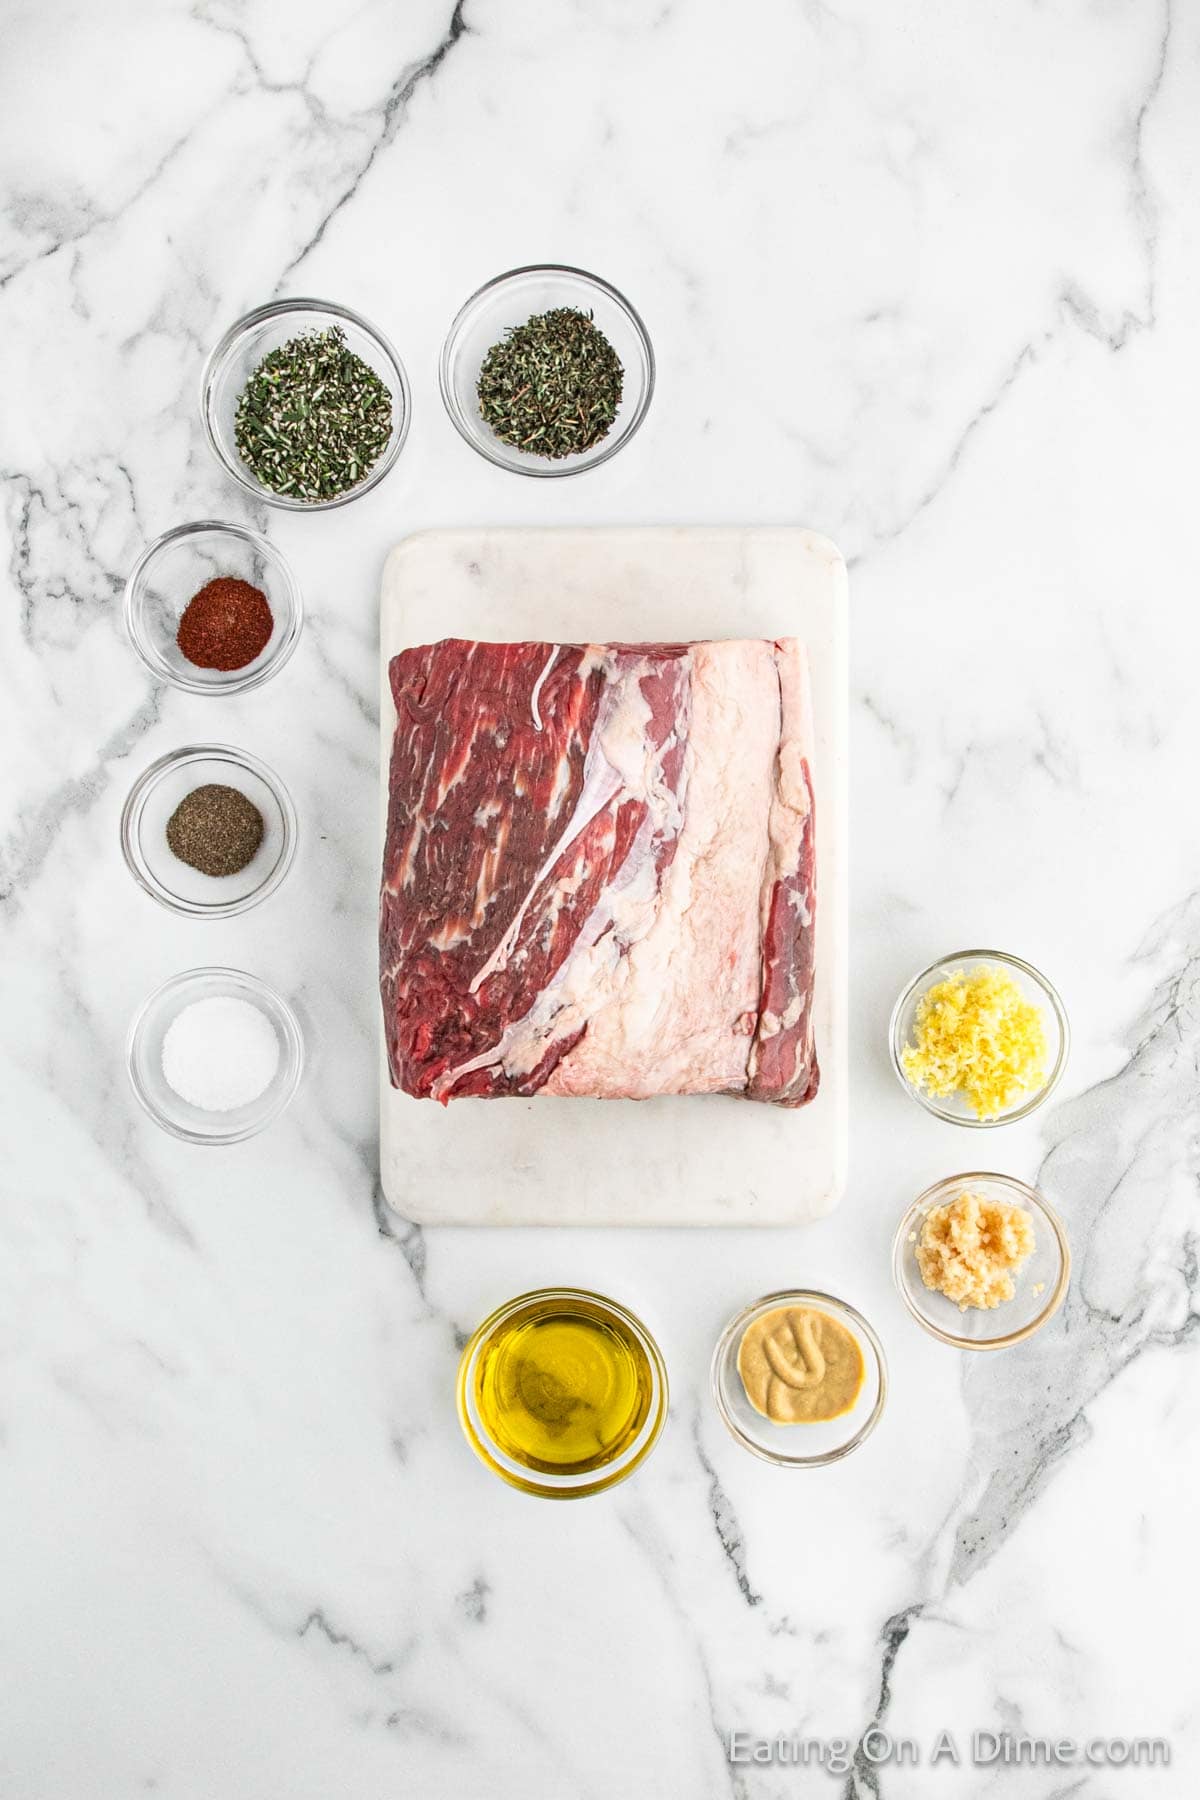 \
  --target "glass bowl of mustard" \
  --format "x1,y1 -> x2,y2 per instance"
893,1173 -> 1071,1350
889,948 -> 1070,1127
456,1288 -> 668,1499
711,1291 -> 887,1468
